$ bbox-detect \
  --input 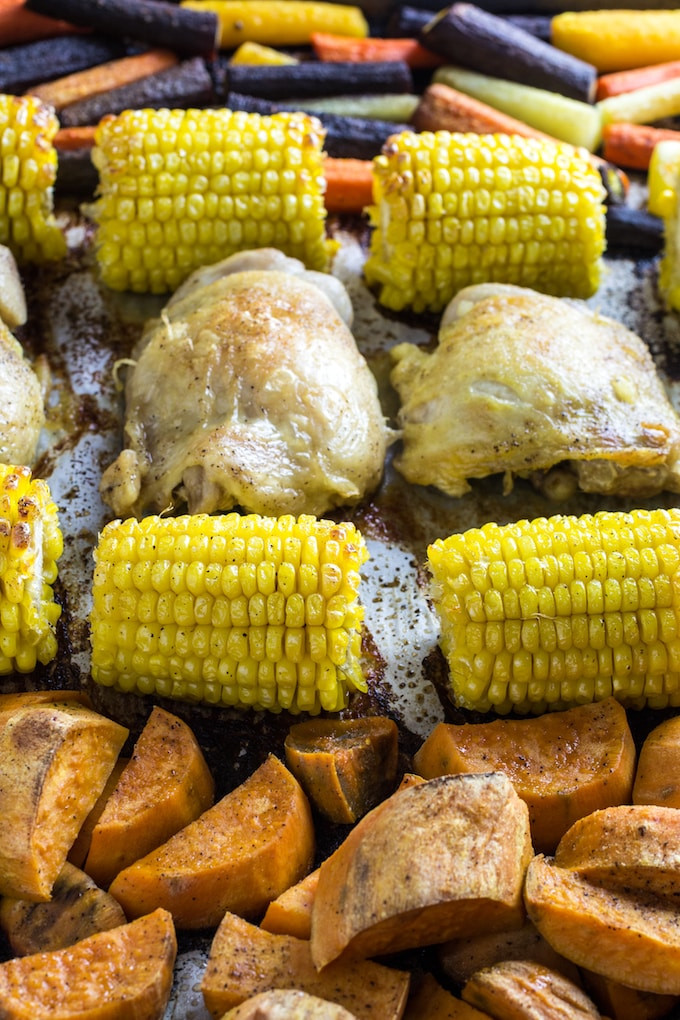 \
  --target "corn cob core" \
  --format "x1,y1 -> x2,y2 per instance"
0,464 -> 63,674
0,95 -> 66,264
89,107 -> 331,294
363,131 -> 607,313
428,508 -> 680,715
90,512 -> 368,713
